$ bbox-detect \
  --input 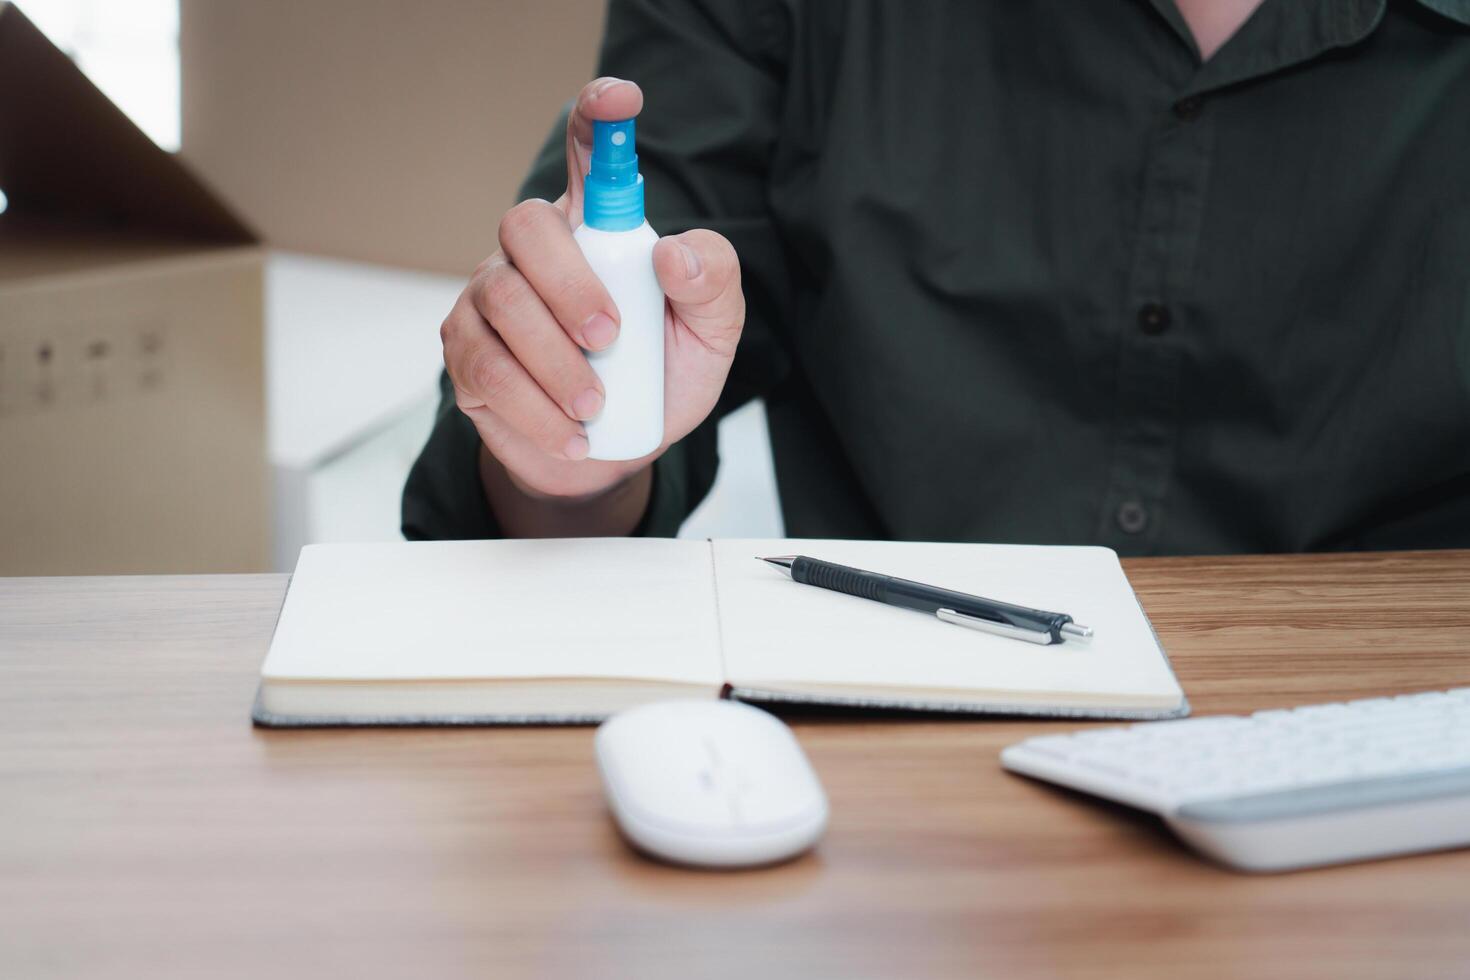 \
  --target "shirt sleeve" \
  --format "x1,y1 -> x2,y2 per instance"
403,0 -> 794,542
